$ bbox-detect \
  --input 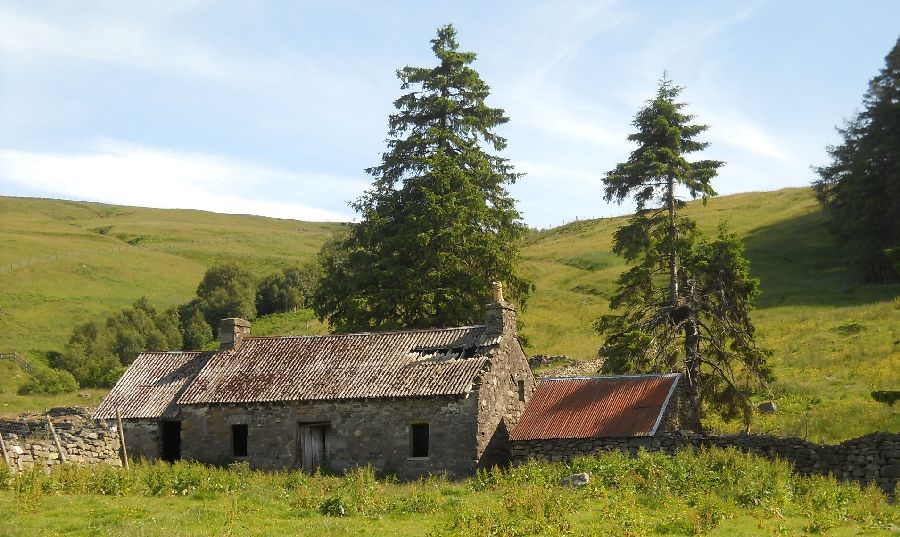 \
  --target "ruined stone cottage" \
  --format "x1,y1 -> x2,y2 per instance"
93,287 -> 534,478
